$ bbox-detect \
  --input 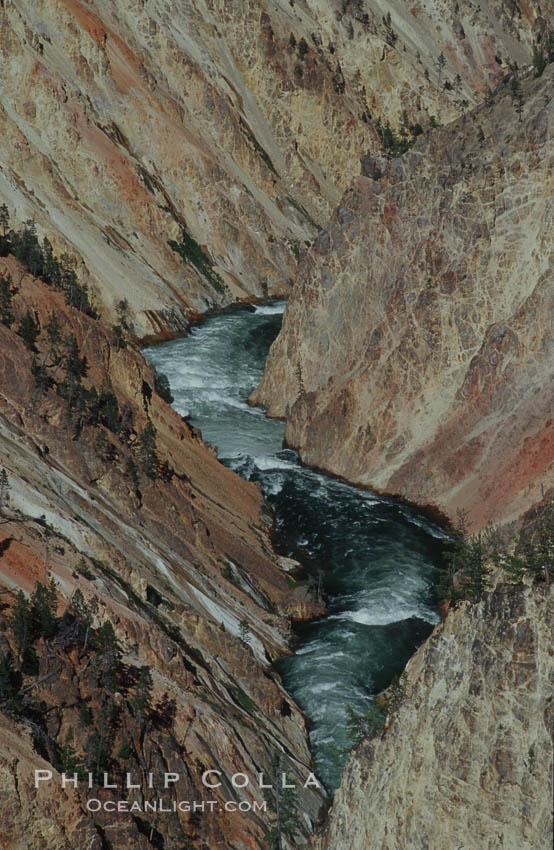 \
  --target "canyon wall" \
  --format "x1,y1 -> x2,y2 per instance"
311,578 -> 554,850
0,255 -> 327,848
0,2 -> 552,849
0,0 -> 544,336
253,65 -> 553,530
